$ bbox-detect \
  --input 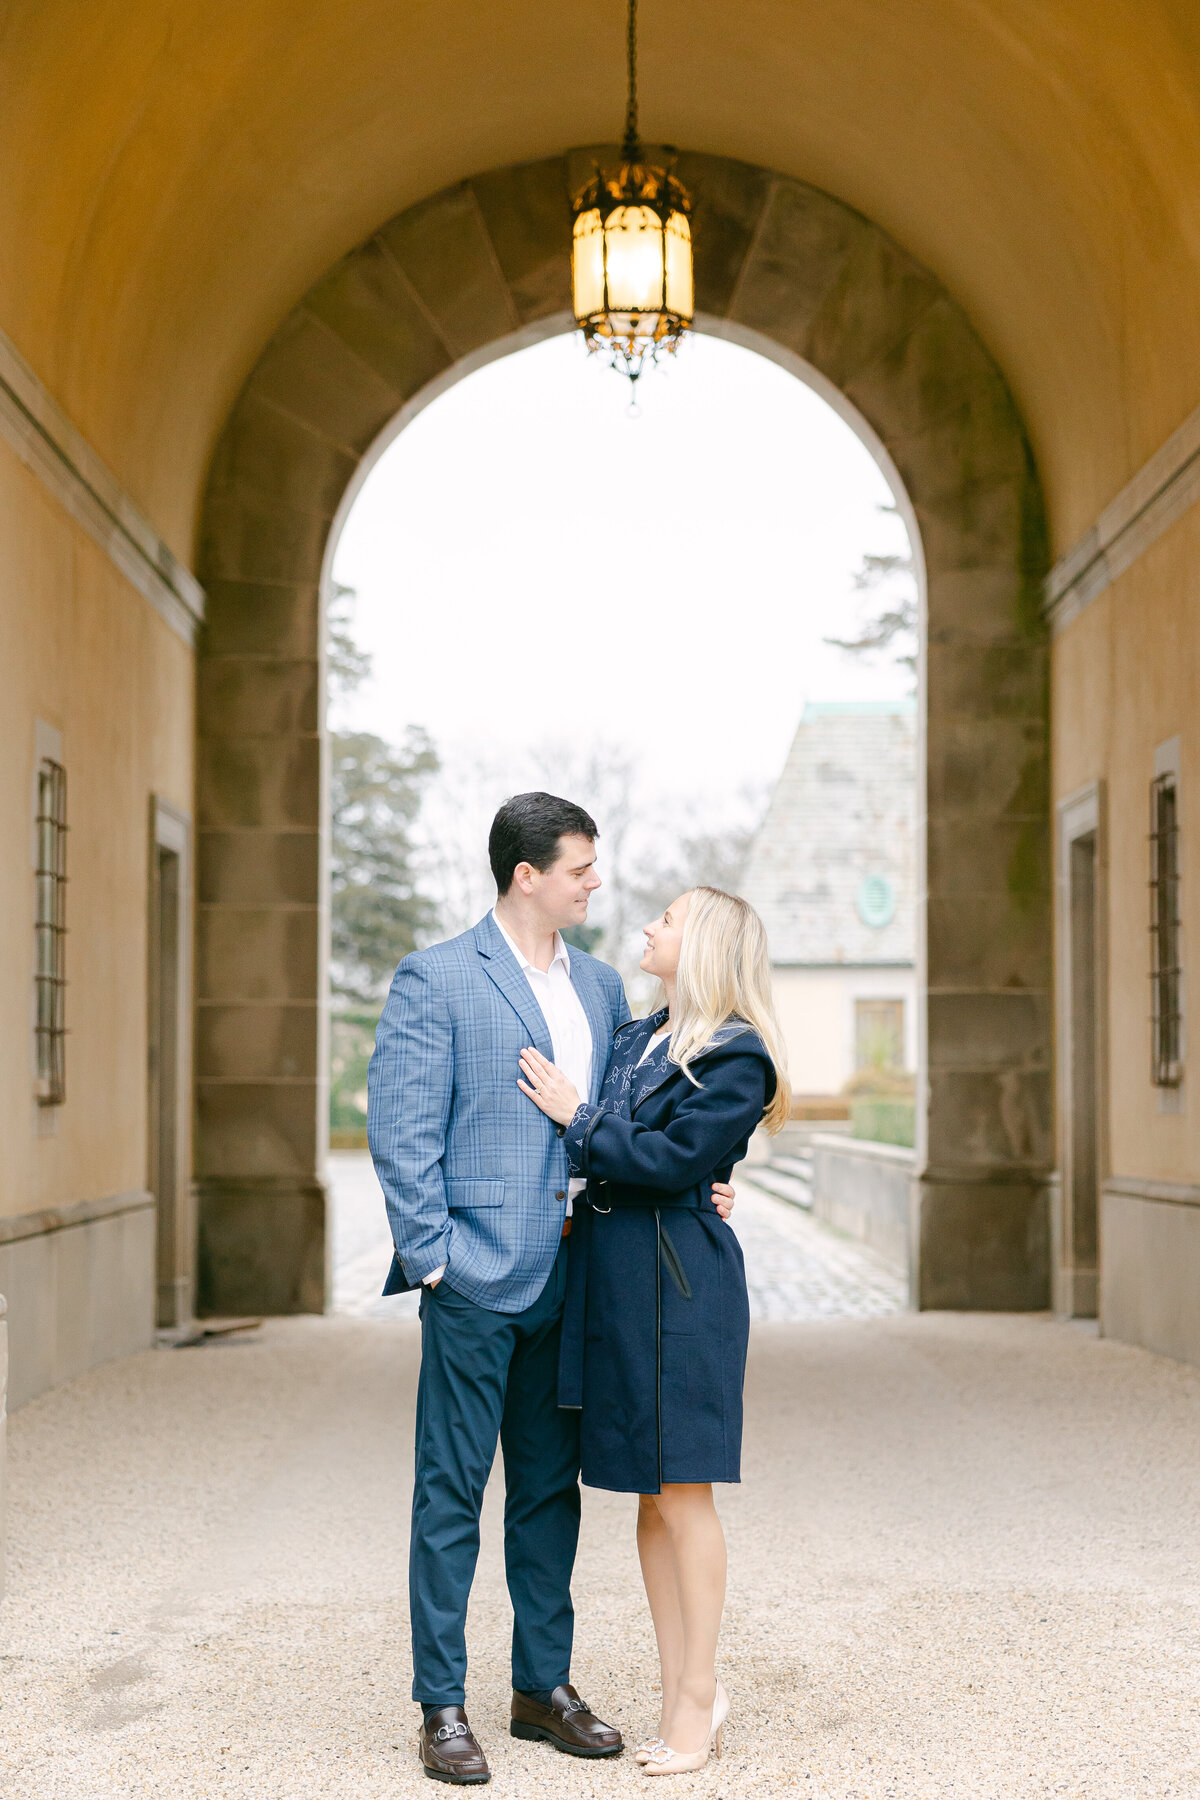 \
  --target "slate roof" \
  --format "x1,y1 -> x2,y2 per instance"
742,701 -> 916,965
